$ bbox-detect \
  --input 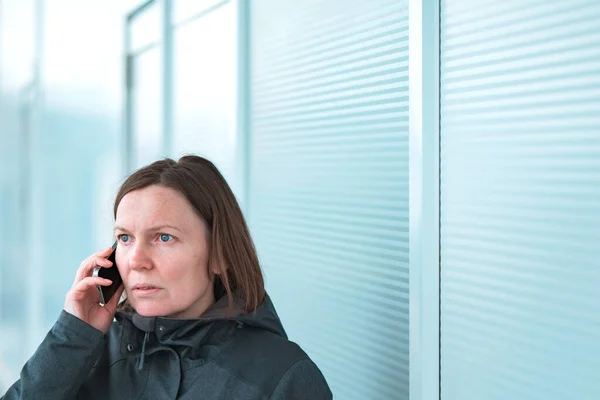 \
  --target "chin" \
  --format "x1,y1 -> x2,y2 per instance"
131,301 -> 171,317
